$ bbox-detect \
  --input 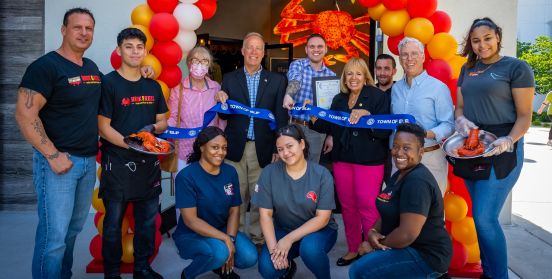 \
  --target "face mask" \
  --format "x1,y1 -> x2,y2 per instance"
190,63 -> 209,79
